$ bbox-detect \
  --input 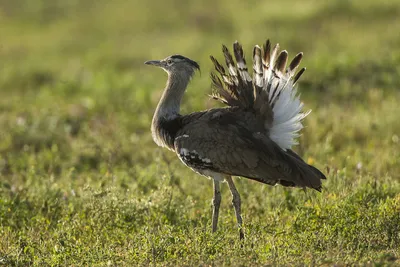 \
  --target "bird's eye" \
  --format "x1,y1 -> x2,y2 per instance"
167,59 -> 172,65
